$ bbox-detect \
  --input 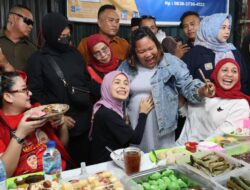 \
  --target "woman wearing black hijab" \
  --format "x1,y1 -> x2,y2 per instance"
26,13 -> 92,167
